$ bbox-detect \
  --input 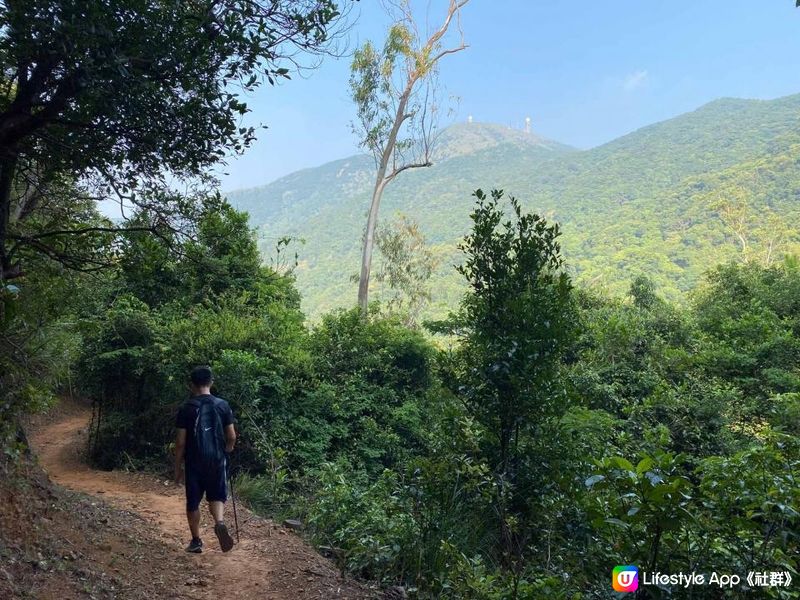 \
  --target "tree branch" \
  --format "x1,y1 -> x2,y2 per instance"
429,43 -> 468,65
422,0 -> 469,57
6,236 -> 115,273
8,225 -> 158,241
384,160 -> 432,184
